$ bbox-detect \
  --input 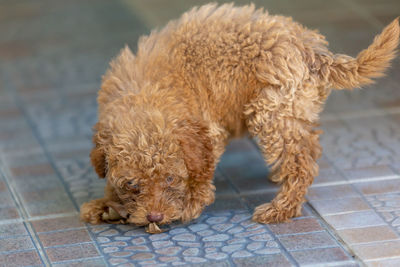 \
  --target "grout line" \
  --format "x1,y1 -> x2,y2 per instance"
0,248 -> 41,255
50,256 -> 105,266
349,238 -> 400,246
0,212 -> 79,226
307,208 -> 374,217
283,244 -> 344,253
303,260 -> 361,267
365,256 -> 400,263
41,241 -> 94,249
274,230 -> 326,238
311,174 -> 400,188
